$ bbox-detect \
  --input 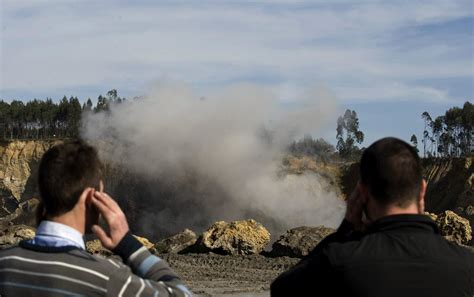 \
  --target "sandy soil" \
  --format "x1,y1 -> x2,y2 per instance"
162,253 -> 299,297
